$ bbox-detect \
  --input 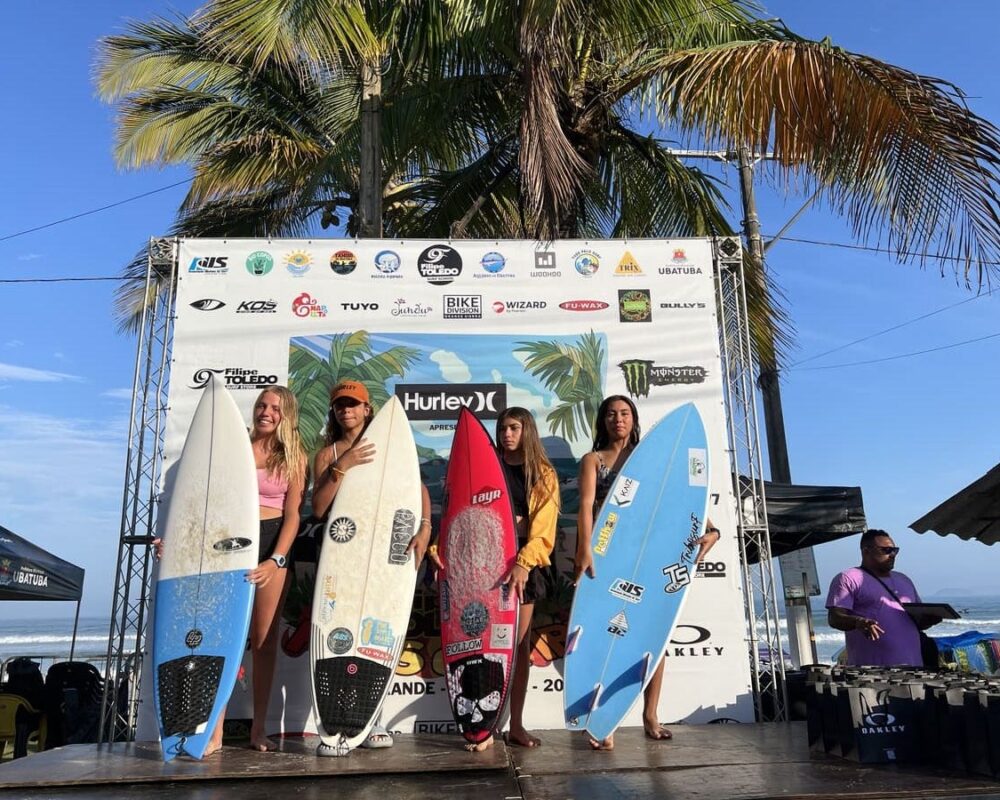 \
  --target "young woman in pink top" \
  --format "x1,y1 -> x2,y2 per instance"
218,385 -> 307,753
